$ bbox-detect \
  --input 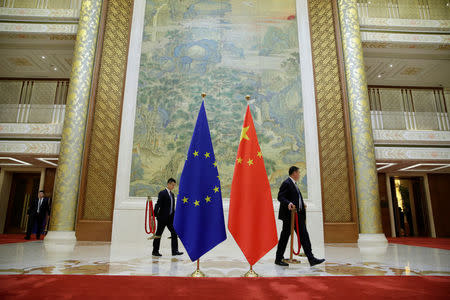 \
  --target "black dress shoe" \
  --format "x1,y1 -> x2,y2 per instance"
152,252 -> 162,257
309,258 -> 325,266
275,259 -> 289,266
172,251 -> 183,256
